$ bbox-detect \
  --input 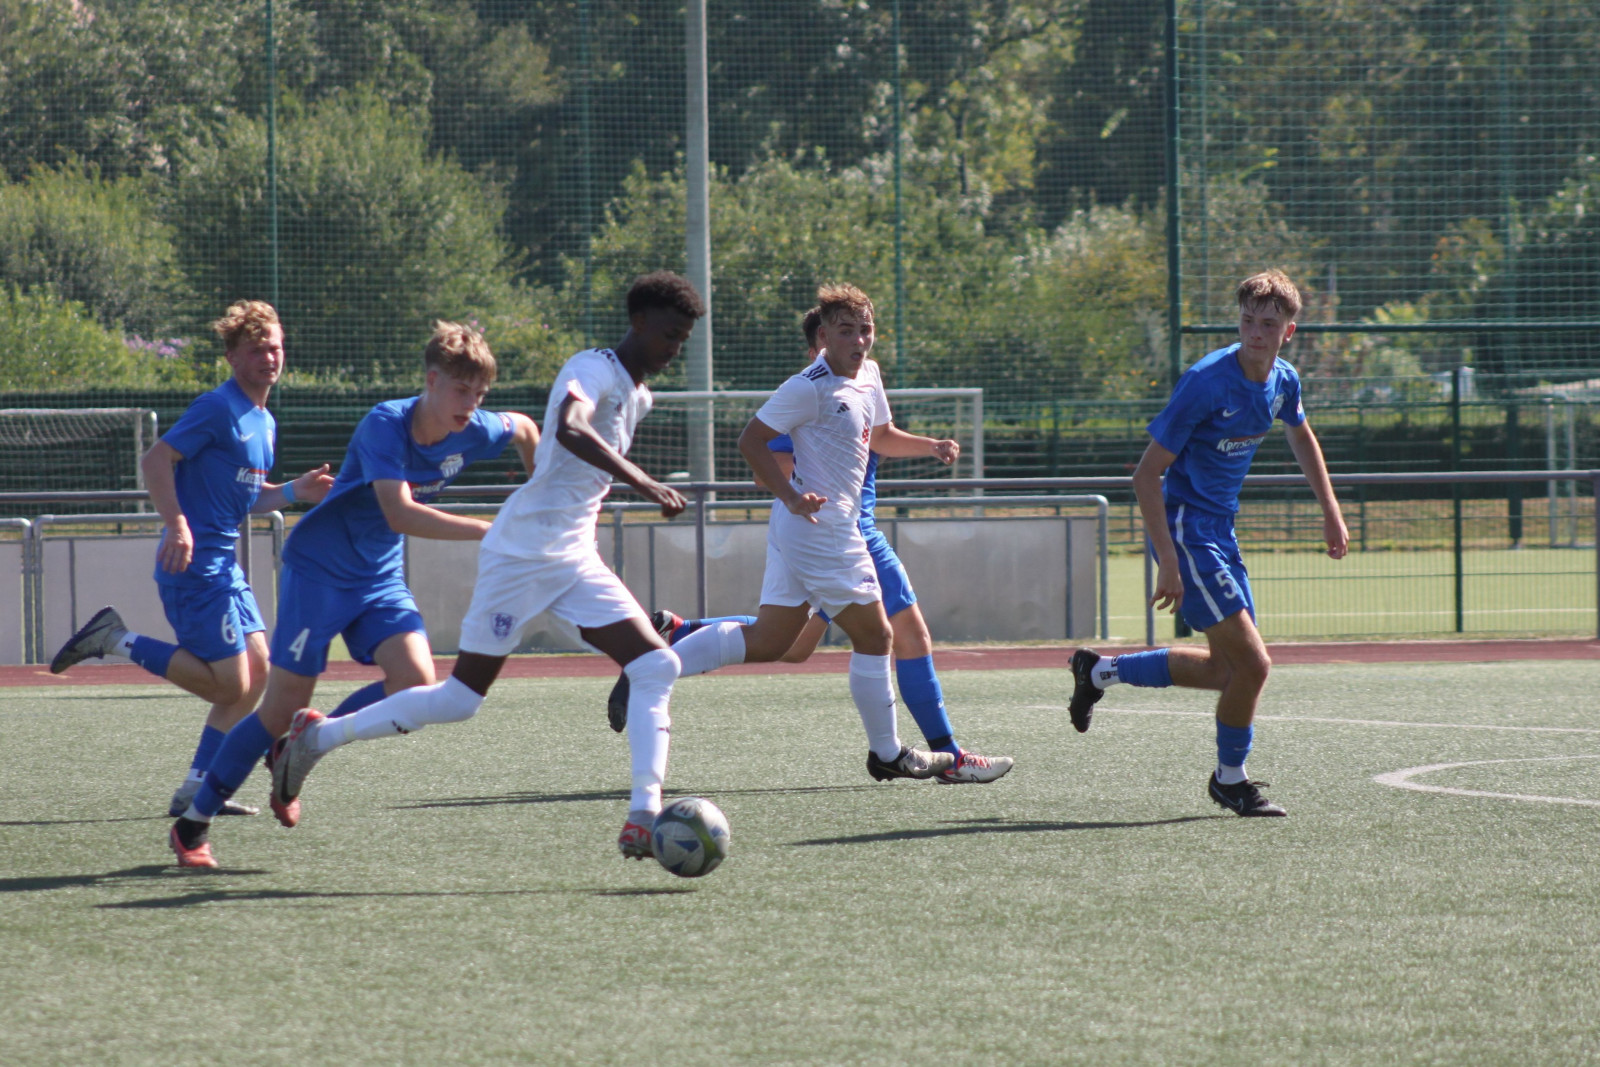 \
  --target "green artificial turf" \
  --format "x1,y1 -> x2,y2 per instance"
2,663 -> 1598,1065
